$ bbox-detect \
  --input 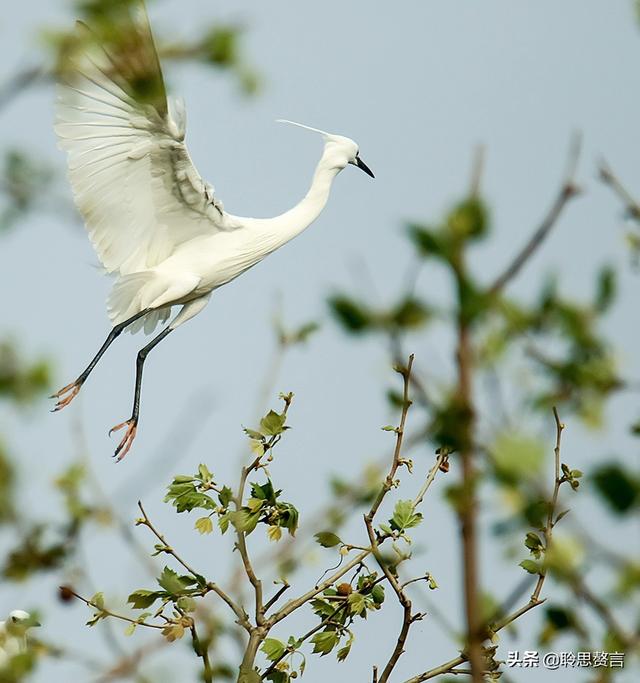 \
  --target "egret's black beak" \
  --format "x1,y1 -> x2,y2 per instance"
354,155 -> 375,179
